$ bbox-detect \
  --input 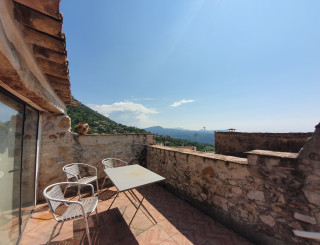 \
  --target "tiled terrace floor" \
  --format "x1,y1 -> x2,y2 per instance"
21,184 -> 253,245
